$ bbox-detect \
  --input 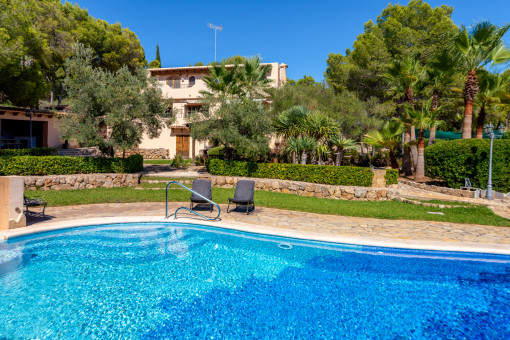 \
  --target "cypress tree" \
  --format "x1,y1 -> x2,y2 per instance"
155,43 -> 161,65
